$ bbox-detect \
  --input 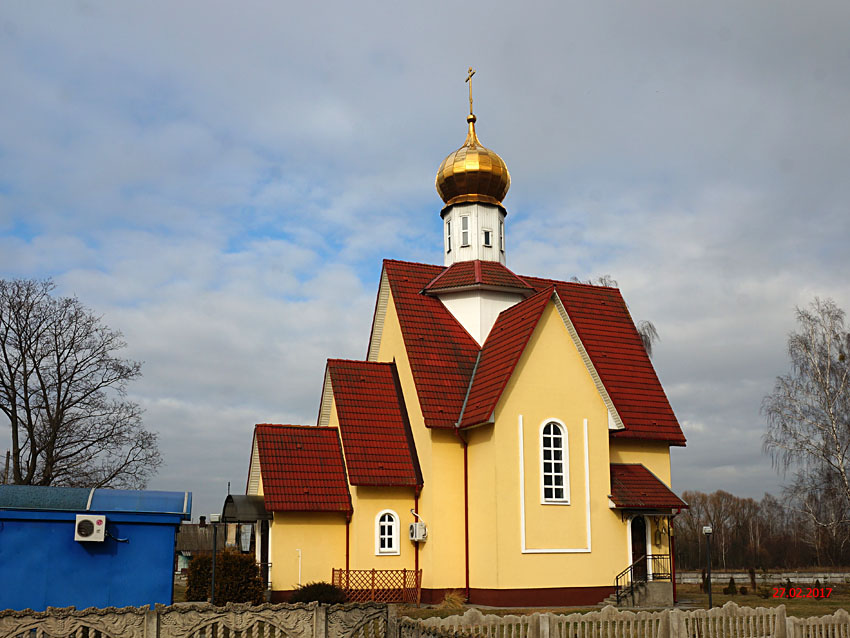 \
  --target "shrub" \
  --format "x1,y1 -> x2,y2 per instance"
748,567 -> 757,591
438,590 -> 466,611
723,577 -> 737,595
740,586 -> 748,596
186,555 -> 212,602
289,582 -> 347,604
186,550 -> 264,605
